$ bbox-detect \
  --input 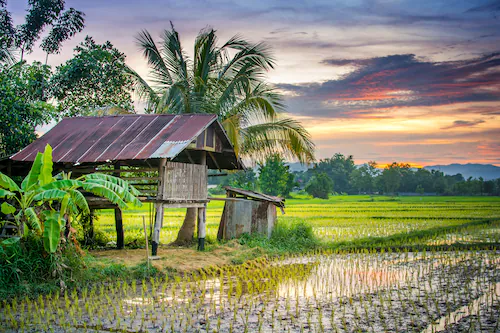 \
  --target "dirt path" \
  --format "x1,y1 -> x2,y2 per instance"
89,242 -> 257,272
